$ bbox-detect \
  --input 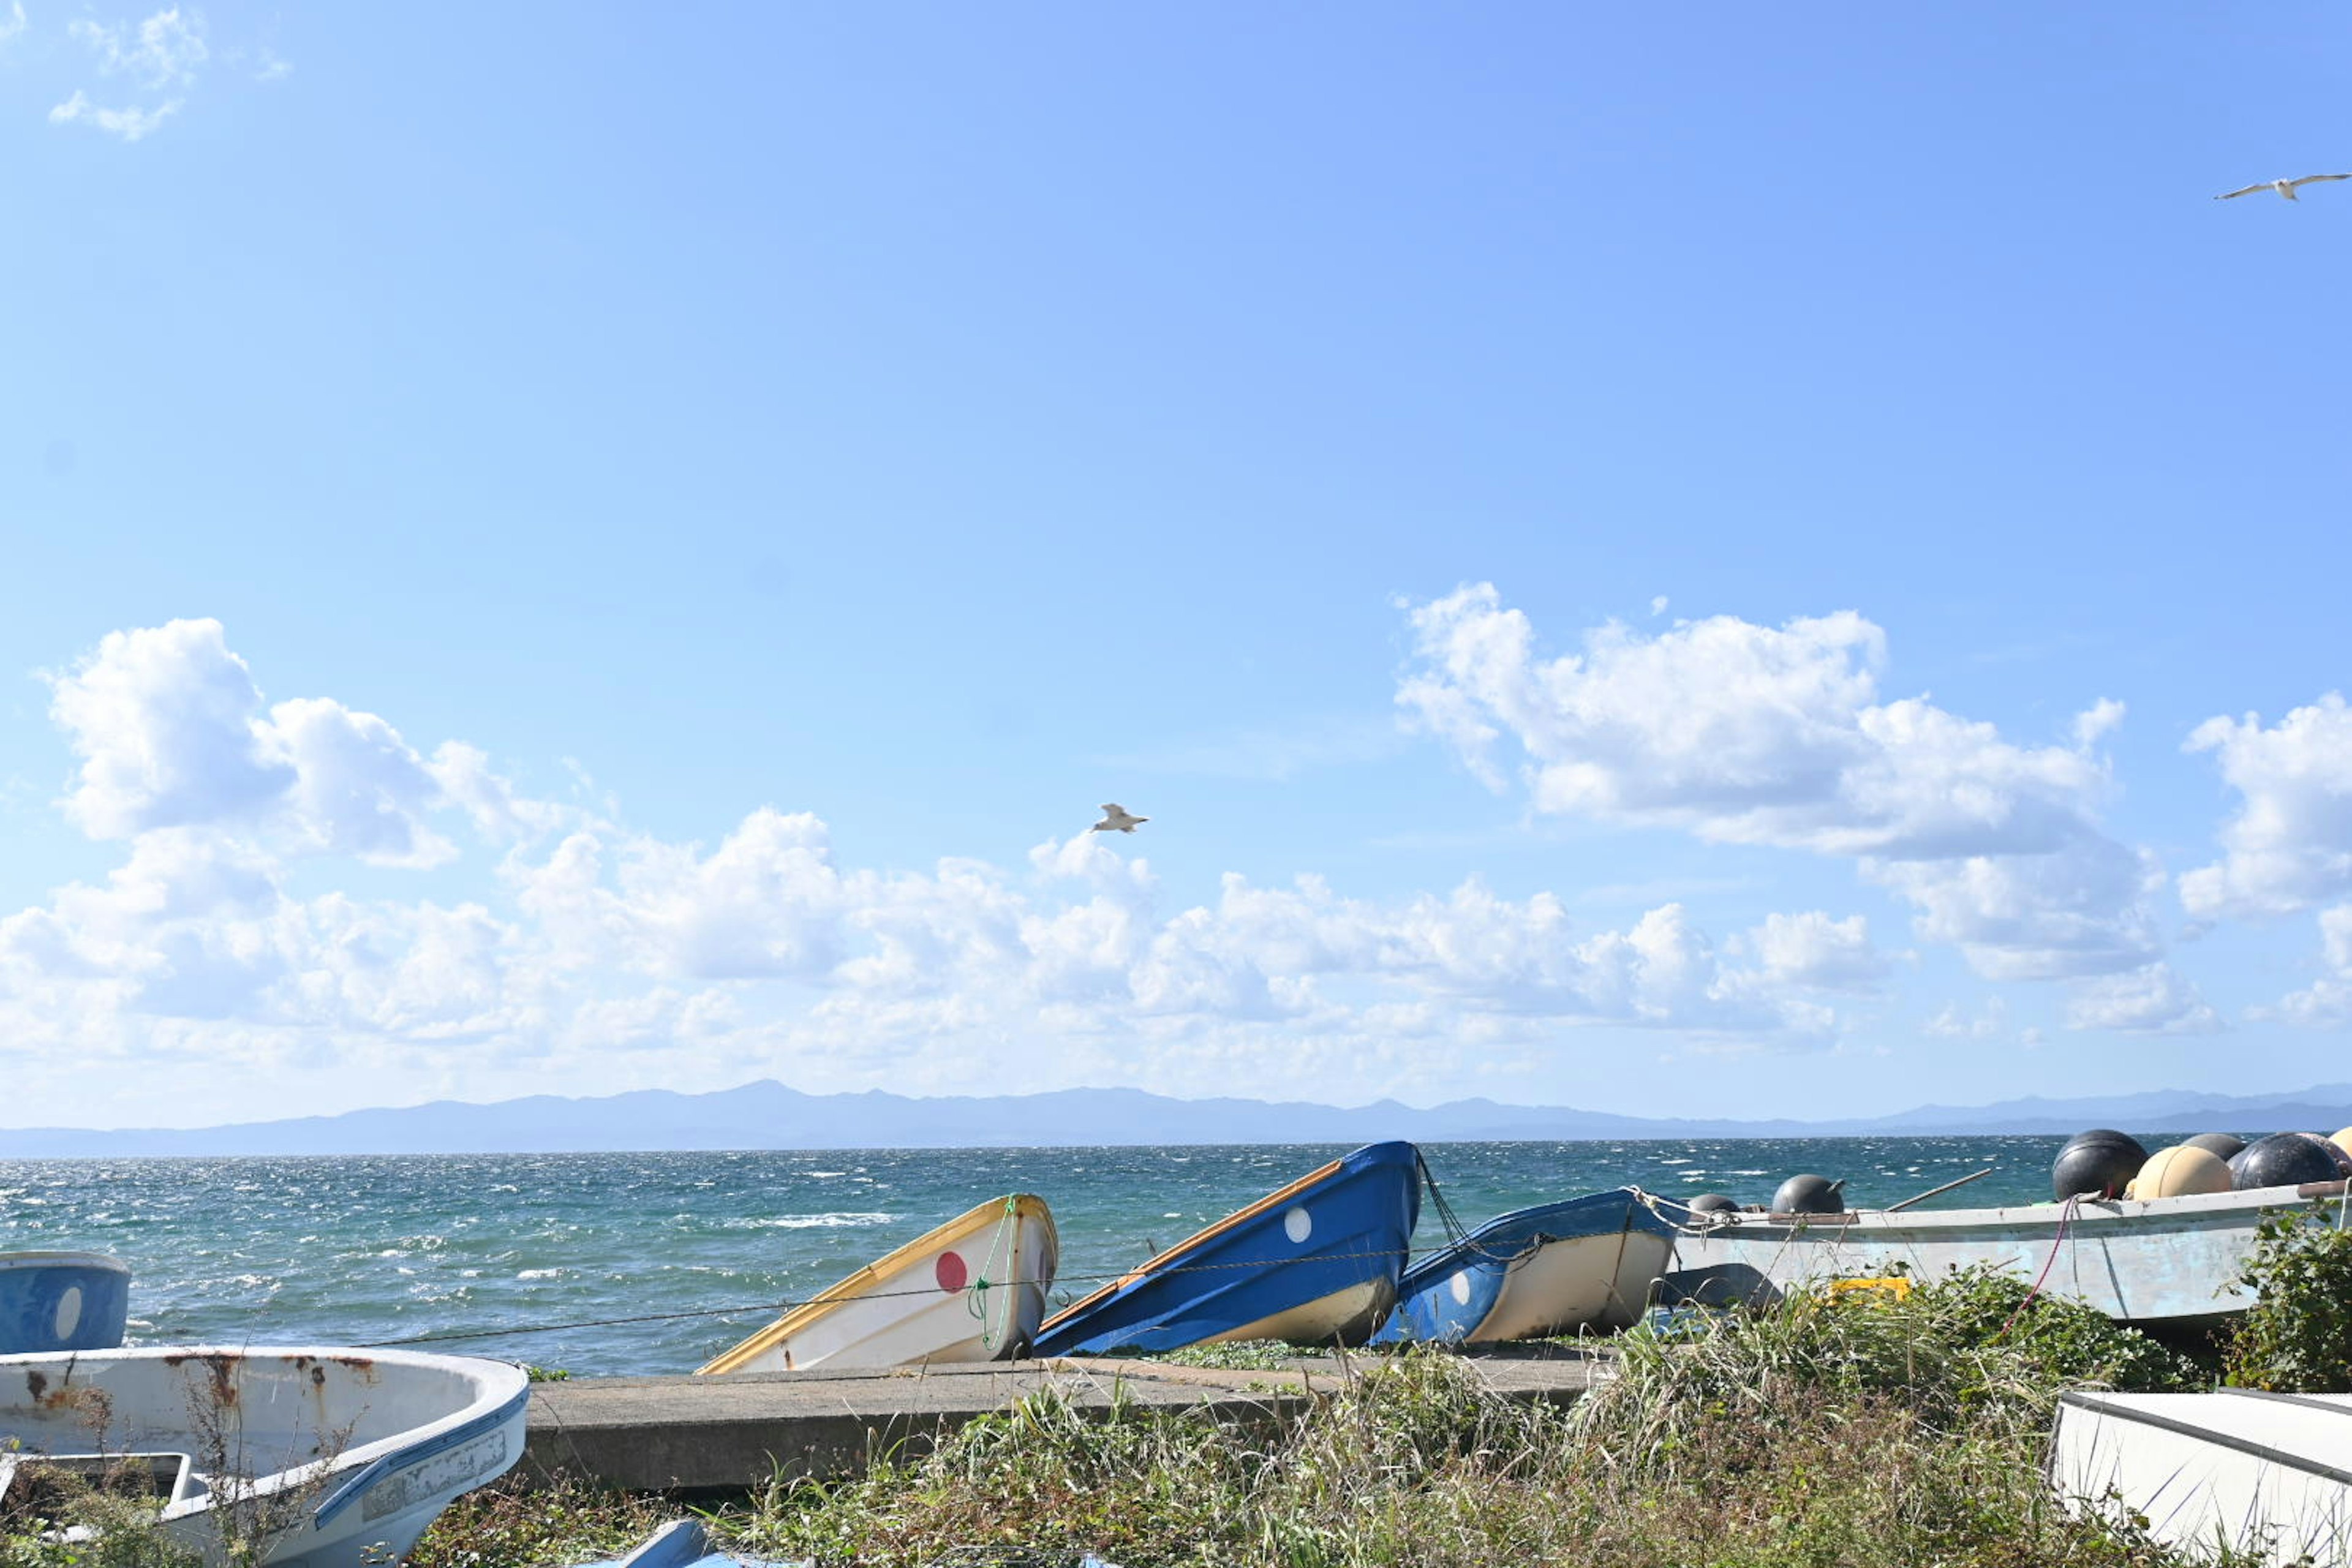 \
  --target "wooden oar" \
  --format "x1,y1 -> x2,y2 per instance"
1882,1166 -> 1995,1214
